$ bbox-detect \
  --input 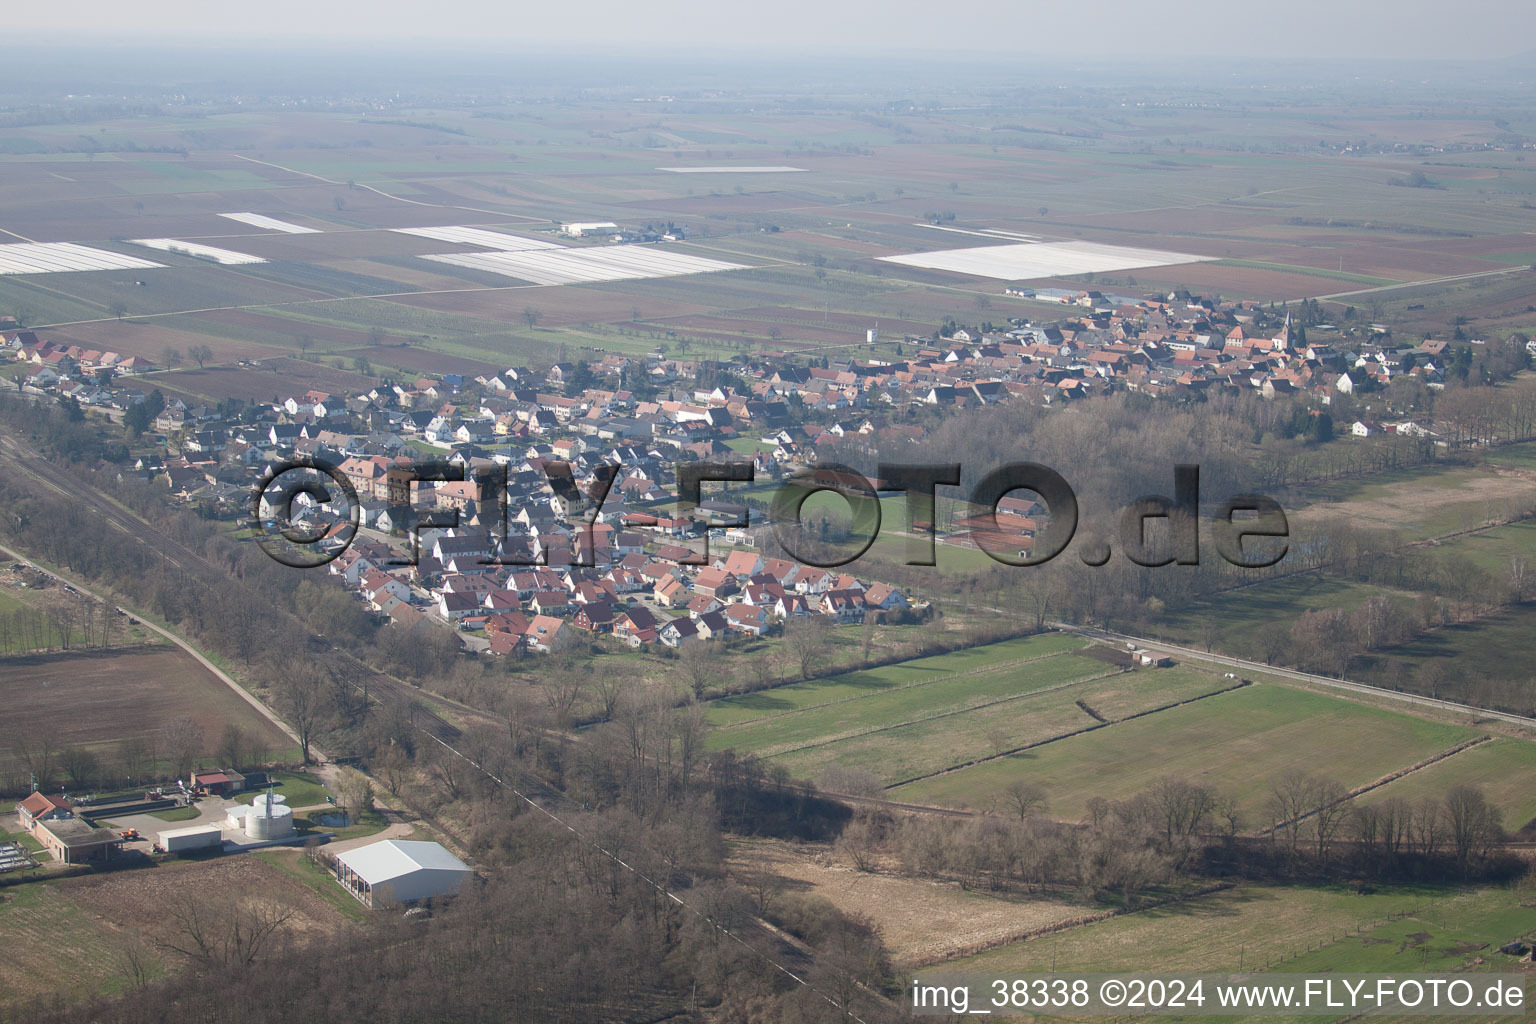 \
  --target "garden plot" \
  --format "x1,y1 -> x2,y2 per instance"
878,239 -> 1212,281
129,239 -> 267,265
422,245 -> 746,285
0,242 -> 163,275
218,212 -> 320,233
391,225 -> 563,250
